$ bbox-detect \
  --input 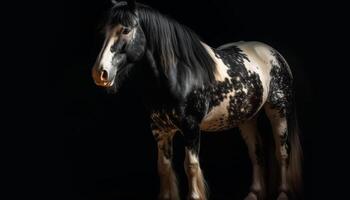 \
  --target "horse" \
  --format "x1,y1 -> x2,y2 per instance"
91,1 -> 302,199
